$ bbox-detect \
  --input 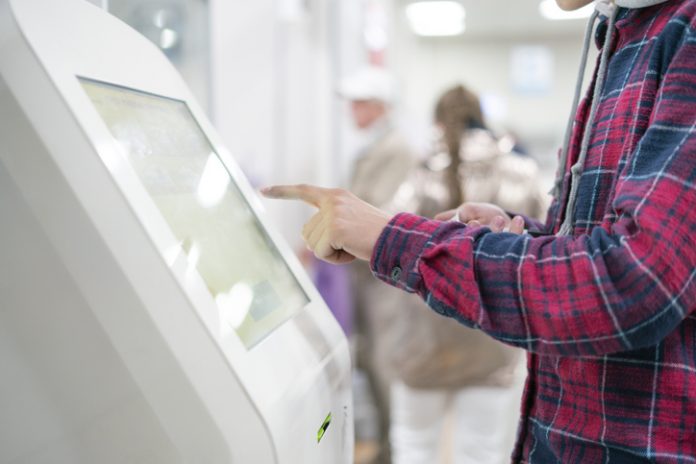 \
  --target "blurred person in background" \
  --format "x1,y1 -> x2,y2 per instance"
263,0 -> 696,462
339,65 -> 418,464
384,84 -> 544,464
